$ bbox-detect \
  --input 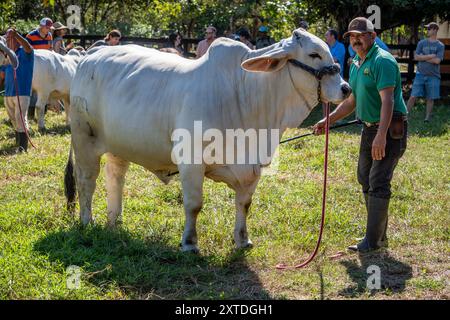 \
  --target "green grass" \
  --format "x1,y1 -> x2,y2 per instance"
0,97 -> 448,300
